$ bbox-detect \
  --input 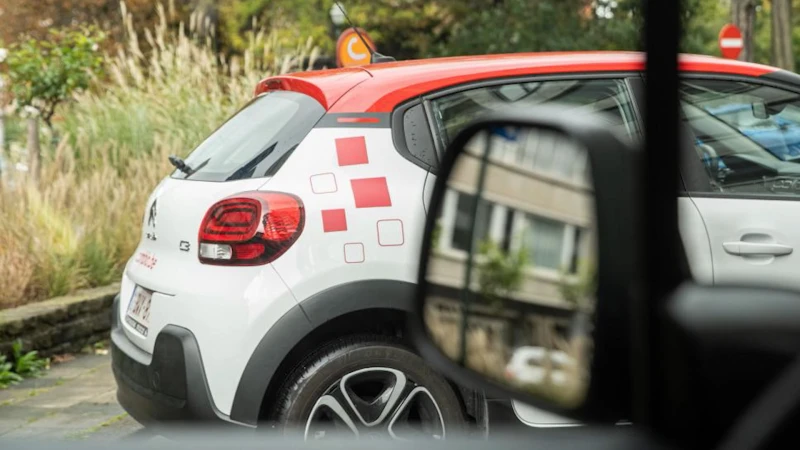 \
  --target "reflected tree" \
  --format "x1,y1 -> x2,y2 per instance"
476,238 -> 527,309
557,259 -> 596,312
